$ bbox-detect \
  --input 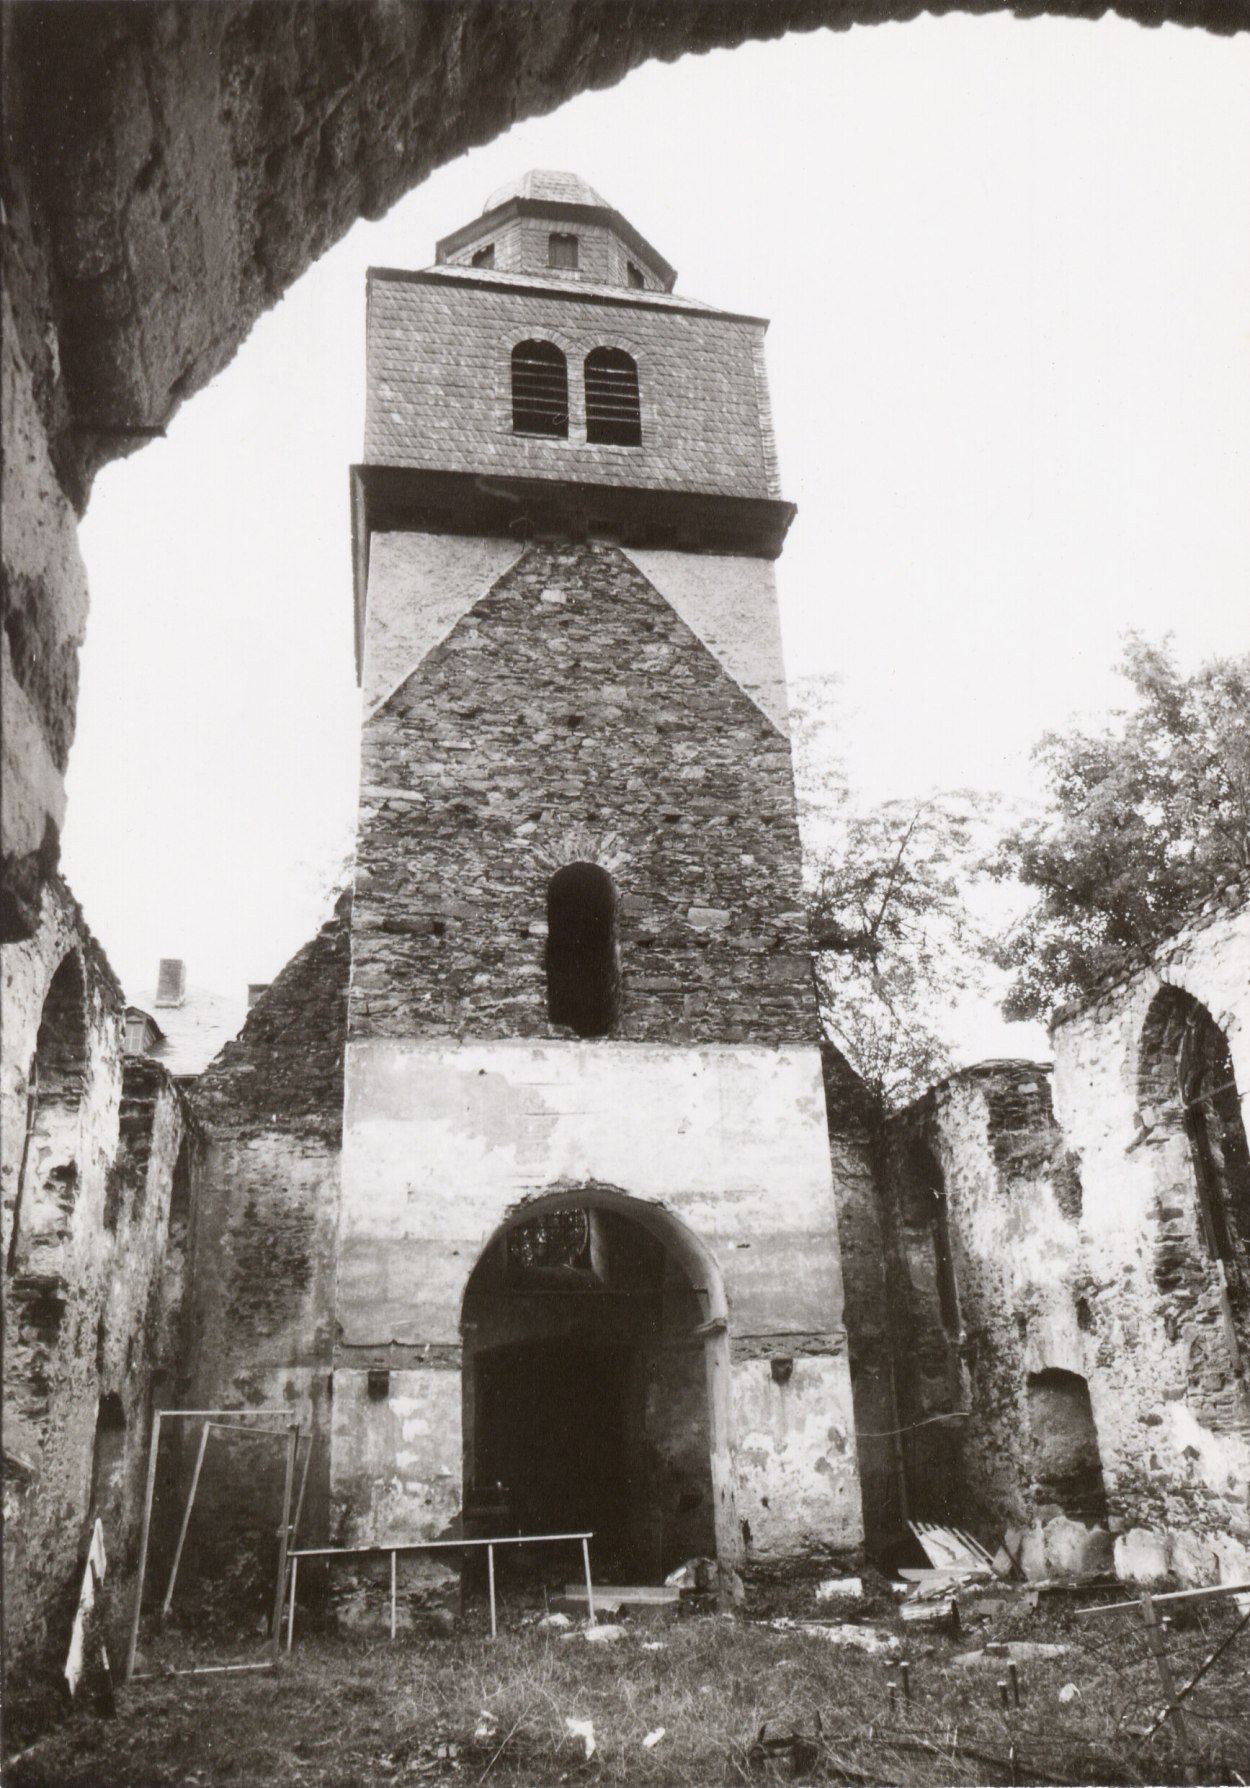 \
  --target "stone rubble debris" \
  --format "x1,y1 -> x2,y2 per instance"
815,1576 -> 864,1603
769,1619 -> 899,1654
564,1717 -> 596,1760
